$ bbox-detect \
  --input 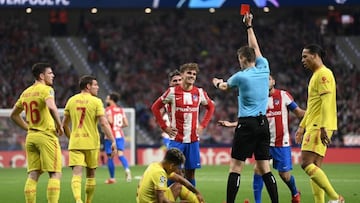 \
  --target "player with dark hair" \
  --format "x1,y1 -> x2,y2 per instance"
62,75 -> 116,203
254,75 -> 303,203
104,92 -> 132,184
295,44 -> 344,203
168,69 -> 182,87
136,148 -> 205,203
212,13 -> 278,203
152,63 -> 215,186
160,70 -> 182,149
11,62 -> 64,203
